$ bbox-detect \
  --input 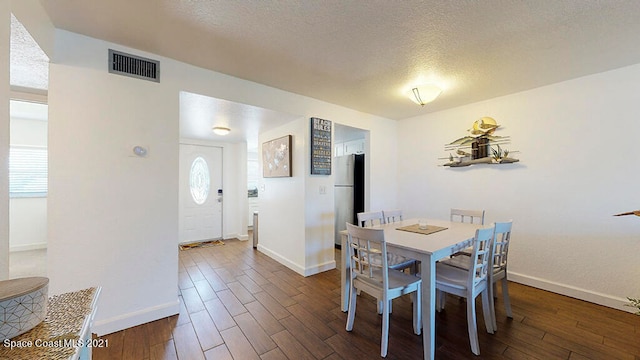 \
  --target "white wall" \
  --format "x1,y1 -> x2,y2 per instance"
9,114 -> 46,144
10,198 -> 46,250
227,142 -> 249,239
47,31 -> 180,334
304,121 -> 338,275
0,3 -> 9,280
247,151 -> 259,227
258,113 -> 398,276
397,63 -> 640,311
258,120 -> 307,273
10,116 -> 47,251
